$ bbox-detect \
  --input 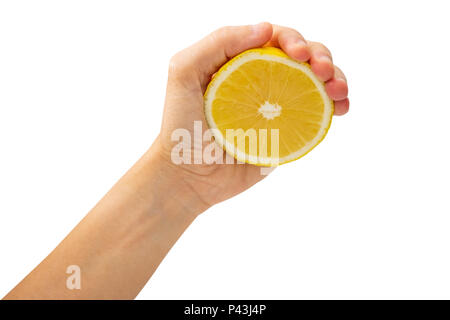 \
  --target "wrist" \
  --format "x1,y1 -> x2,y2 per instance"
139,138 -> 211,218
